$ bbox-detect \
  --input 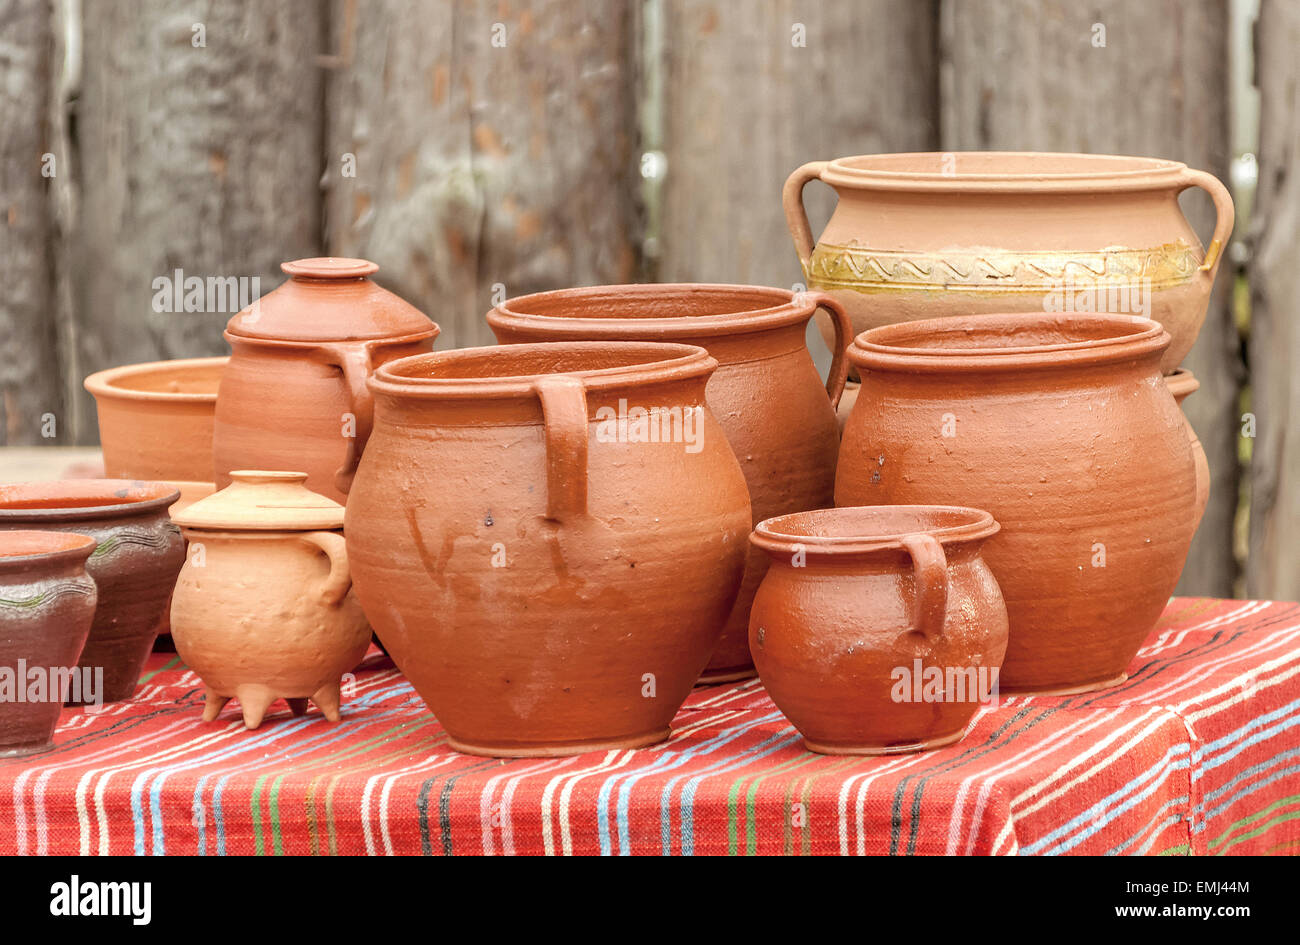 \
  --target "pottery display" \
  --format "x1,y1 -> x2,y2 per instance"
213,258 -> 439,503
345,341 -> 752,756
84,356 -> 226,484
836,313 -> 1201,695
784,152 -> 1234,375
1166,369 -> 1211,528
487,283 -> 852,682
170,471 -> 370,730
0,481 -> 184,703
749,506 -> 1007,754
0,532 -> 98,756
